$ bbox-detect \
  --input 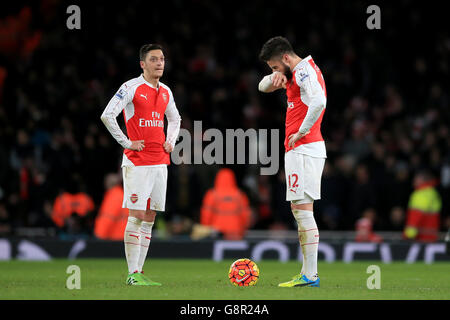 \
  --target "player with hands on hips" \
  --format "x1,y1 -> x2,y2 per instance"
101,43 -> 181,286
